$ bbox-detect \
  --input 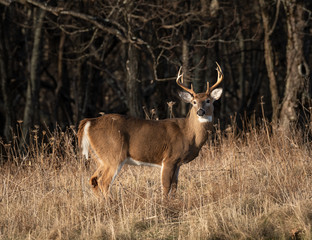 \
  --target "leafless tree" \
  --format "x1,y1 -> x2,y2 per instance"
0,0 -> 311,144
